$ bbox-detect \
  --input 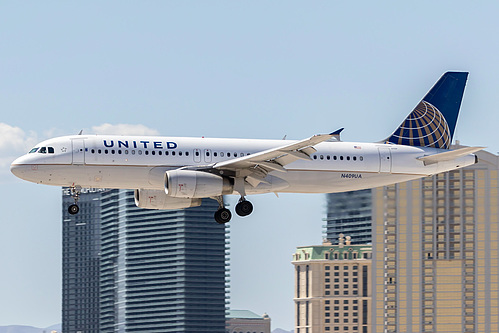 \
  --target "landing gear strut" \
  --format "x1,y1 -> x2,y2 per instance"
214,196 -> 231,224
68,185 -> 81,215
